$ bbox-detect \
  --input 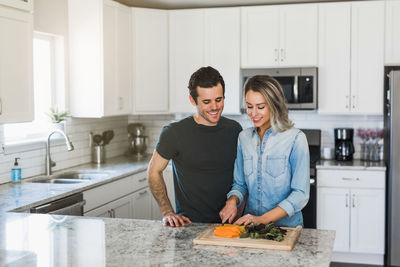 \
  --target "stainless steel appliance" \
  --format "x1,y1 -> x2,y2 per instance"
242,67 -> 317,110
384,68 -> 400,266
127,123 -> 147,157
30,193 -> 85,216
334,128 -> 354,161
301,129 -> 321,229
